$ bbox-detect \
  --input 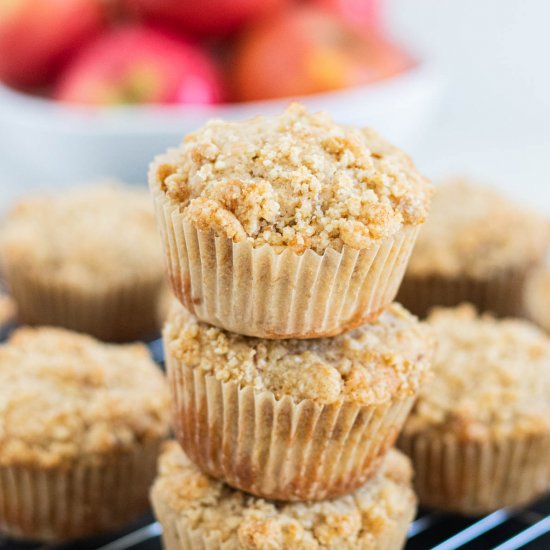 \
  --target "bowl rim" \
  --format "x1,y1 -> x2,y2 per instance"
0,61 -> 440,134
